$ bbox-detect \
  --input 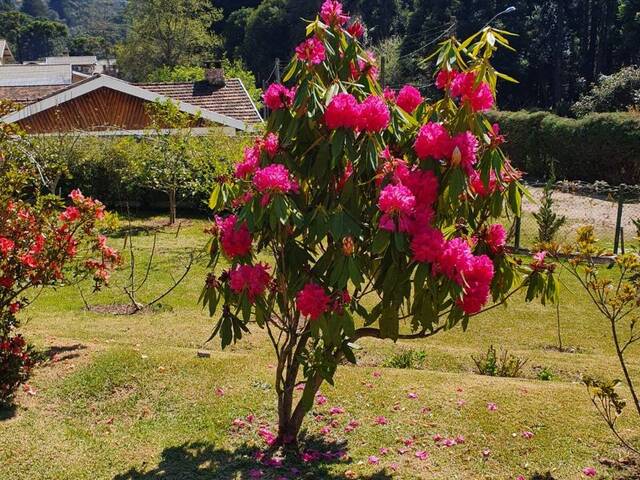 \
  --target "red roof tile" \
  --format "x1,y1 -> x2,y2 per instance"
136,78 -> 262,124
0,84 -> 67,105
